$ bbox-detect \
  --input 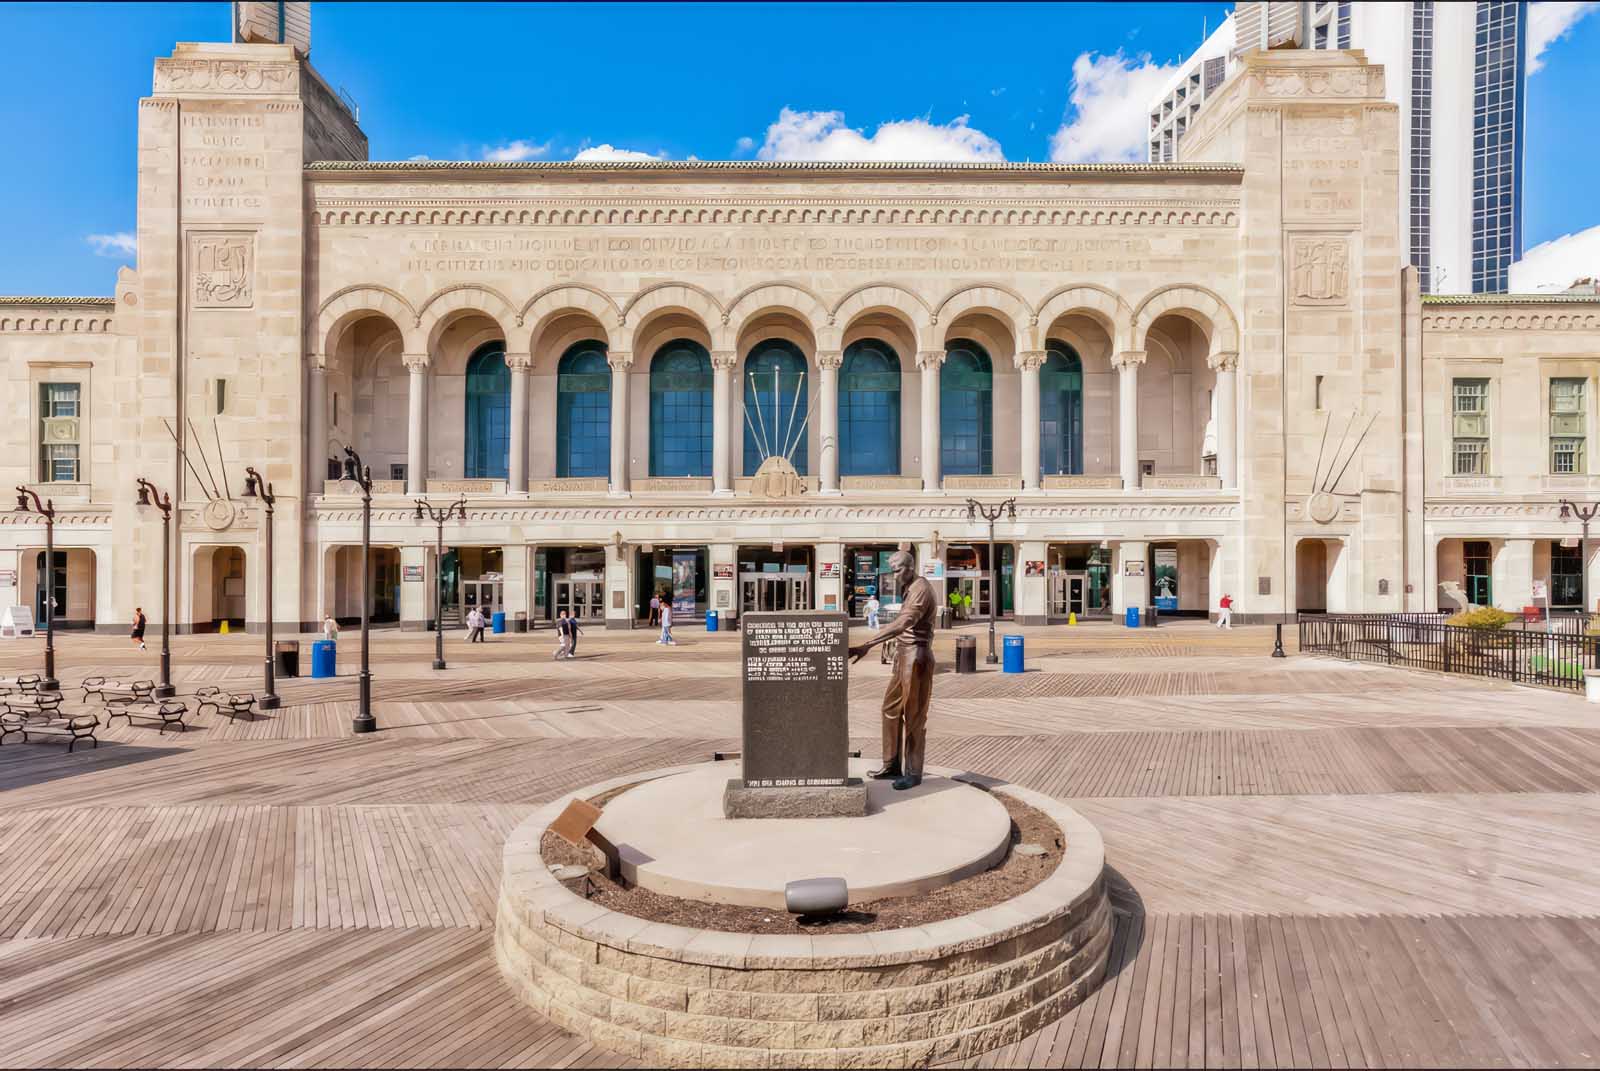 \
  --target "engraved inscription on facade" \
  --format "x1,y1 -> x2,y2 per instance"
181,111 -> 269,215
1290,237 -> 1349,306
189,233 -> 255,308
